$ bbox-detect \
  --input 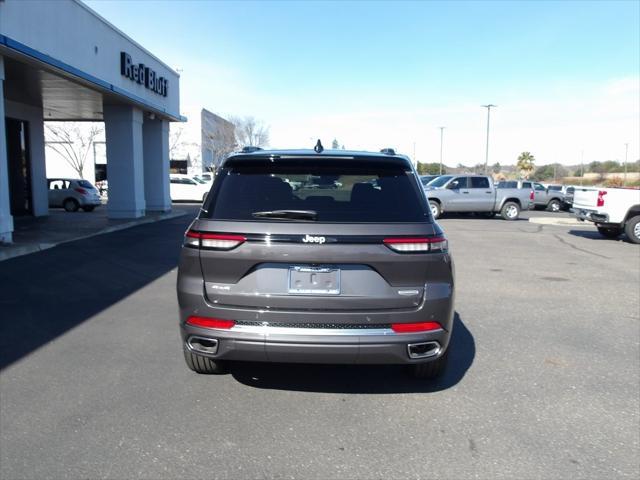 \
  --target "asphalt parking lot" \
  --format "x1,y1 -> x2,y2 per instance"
1,207 -> 638,479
